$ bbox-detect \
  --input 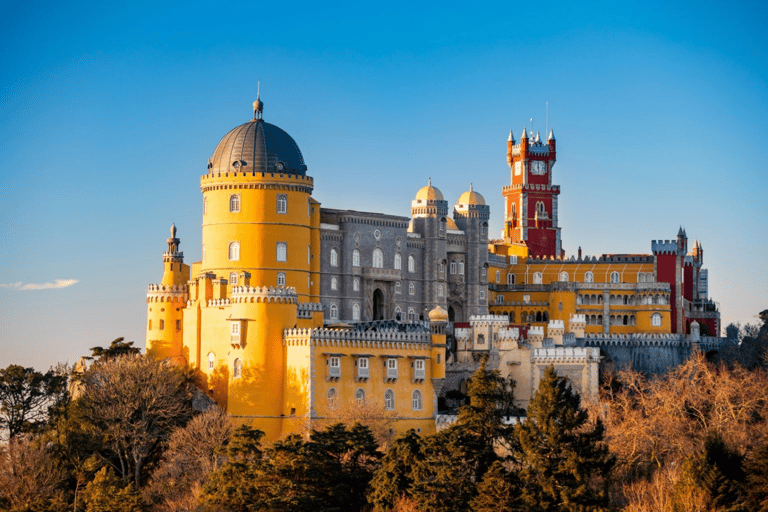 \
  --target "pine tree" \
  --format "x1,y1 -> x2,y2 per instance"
368,429 -> 423,511
515,366 -> 613,512
469,460 -> 524,512
745,440 -> 768,512
81,467 -> 143,512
